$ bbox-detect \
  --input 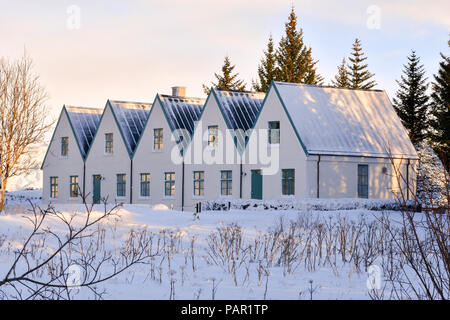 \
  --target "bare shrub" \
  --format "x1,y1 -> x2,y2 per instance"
0,198 -> 159,299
